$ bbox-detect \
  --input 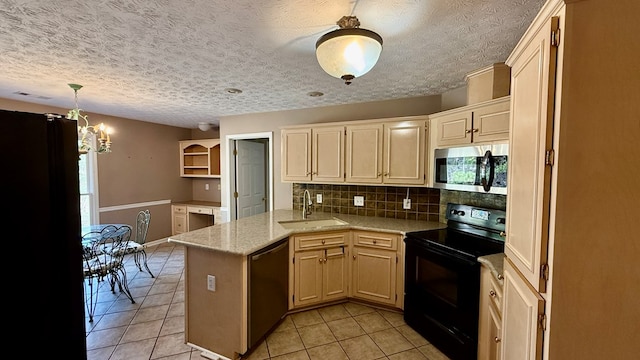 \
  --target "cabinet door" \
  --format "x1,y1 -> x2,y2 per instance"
172,205 -> 187,235
345,123 -> 384,183
312,126 -> 345,183
501,259 -> 544,360
478,267 -> 503,360
473,100 -> 510,143
351,246 -> 396,305
294,250 -> 323,307
323,247 -> 348,301
281,128 -> 312,182
505,16 -> 559,293
433,110 -> 473,147
383,121 -> 425,185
